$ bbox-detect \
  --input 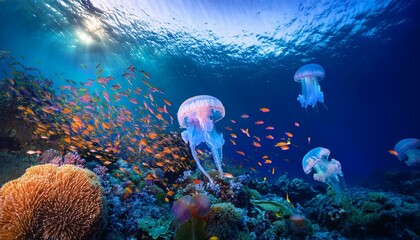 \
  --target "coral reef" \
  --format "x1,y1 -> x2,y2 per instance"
206,202 -> 244,240
37,149 -> 85,167
304,187 -> 420,239
0,164 -> 103,240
